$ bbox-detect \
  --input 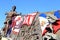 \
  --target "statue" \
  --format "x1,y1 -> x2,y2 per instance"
3,6 -> 17,37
